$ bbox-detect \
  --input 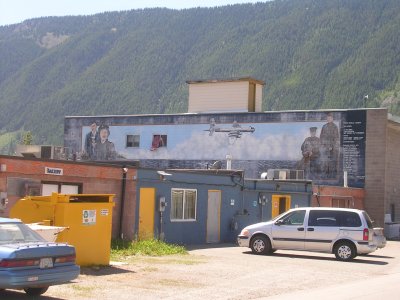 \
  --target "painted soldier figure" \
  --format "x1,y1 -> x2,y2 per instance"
84,122 -> 100,160
95,124 -> 116,161
301,127 -> 321,178
320,112 -> 340,178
